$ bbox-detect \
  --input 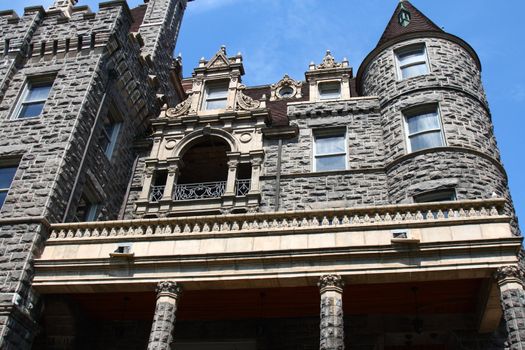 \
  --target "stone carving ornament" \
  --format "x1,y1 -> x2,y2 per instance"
316,50 -> 343,70
270,74 -> 303,101
494,265 -> 524,283
155,281 -> 183,298
318,274 -> 344,292
236,85 -> 261,111
166,96 -> 192,118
